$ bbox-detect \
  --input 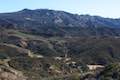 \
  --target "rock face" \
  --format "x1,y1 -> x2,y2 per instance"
0,66 -> 27,80
0,72 -> 26,80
